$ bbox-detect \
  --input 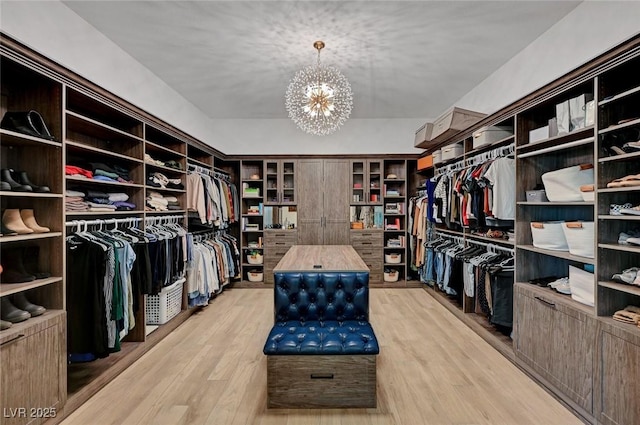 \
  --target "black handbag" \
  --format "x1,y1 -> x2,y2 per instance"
1,110 -> 55,140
